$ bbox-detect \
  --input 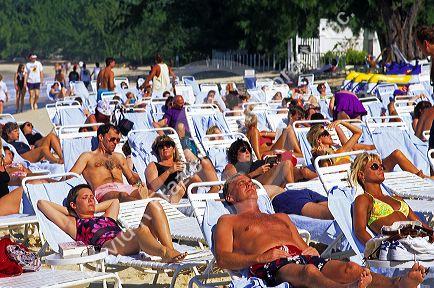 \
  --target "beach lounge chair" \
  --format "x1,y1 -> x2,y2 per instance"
255,78 -> 274,89
365,116 -> 430,175
223,110 -> 245,134
374,83 -> 398,111
185,104 -> 231,156
298,74 -> 314,85
187,180 -> 310,288
247,88 -> 267,102
114,77 -> 129,89
0,269 -> 122,288
22,173 -> 213,288
360,97 -> 383,118
174,83 -> 195,104
52,104 -> 87,129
